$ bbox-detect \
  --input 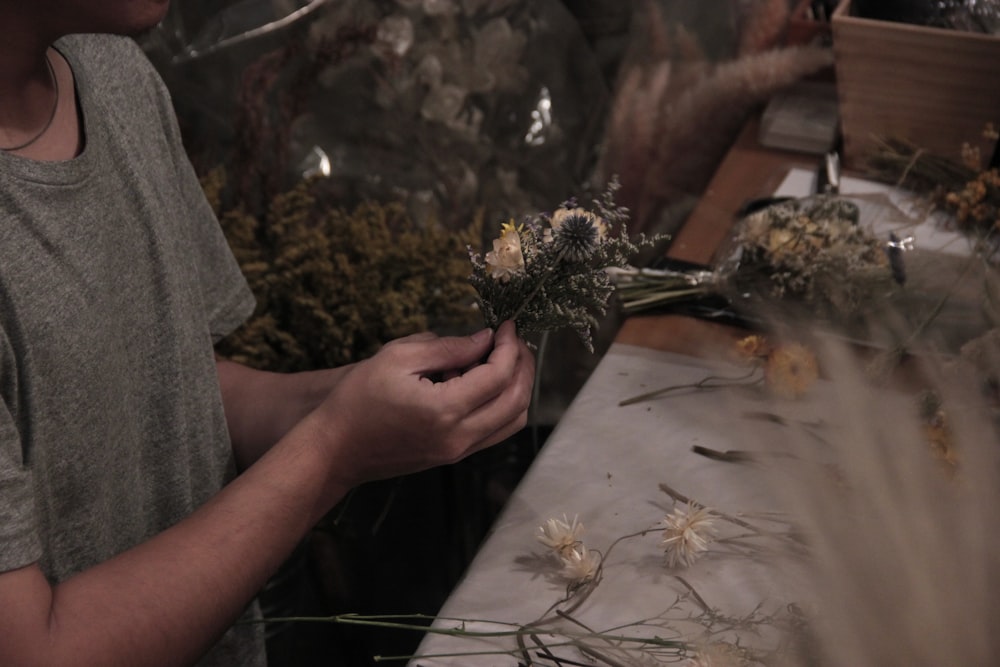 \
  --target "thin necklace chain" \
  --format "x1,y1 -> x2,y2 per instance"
0,53 -> 59,152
